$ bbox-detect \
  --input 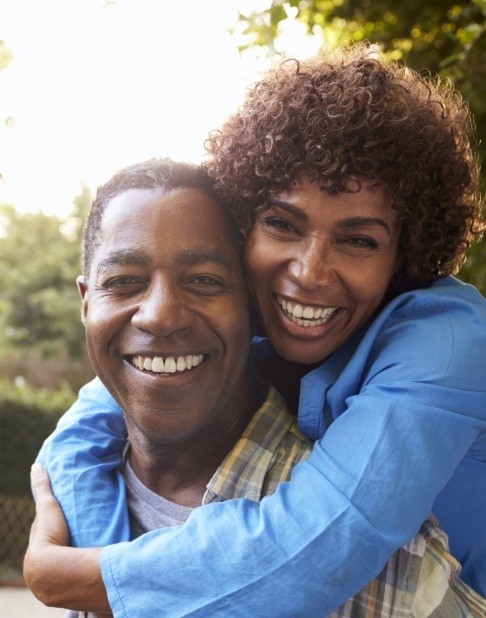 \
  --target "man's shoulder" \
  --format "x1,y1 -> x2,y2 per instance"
249,385 -> 311,452
205,386 -> 311,504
